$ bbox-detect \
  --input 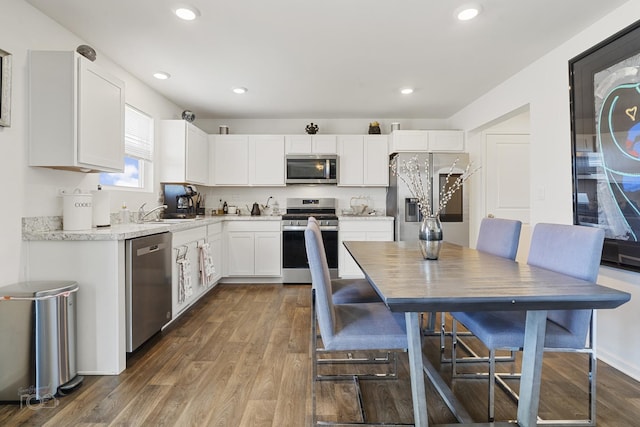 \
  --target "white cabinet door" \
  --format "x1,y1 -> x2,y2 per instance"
227,232 -> 255,275
207,223 -> 223,284
337,135 -> 364,186
254,232 -> 281,276
212,135 -> 249,185
250,135 -> 285,185
185,124 -> 209,184
339,221 -> 393,278
285,135 -> 337,154
285,135 -> 312,154
172,227 -> 207,317
29,51 -> 125,172
160,120 -> 208,184
389,130 -> 429,153
429,130 -> 464,152
338,230 -> 367,278
364,135 -> 389,186
312,135 -> 337,154
78,60 -> 125,171
338,135 -> 388,187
